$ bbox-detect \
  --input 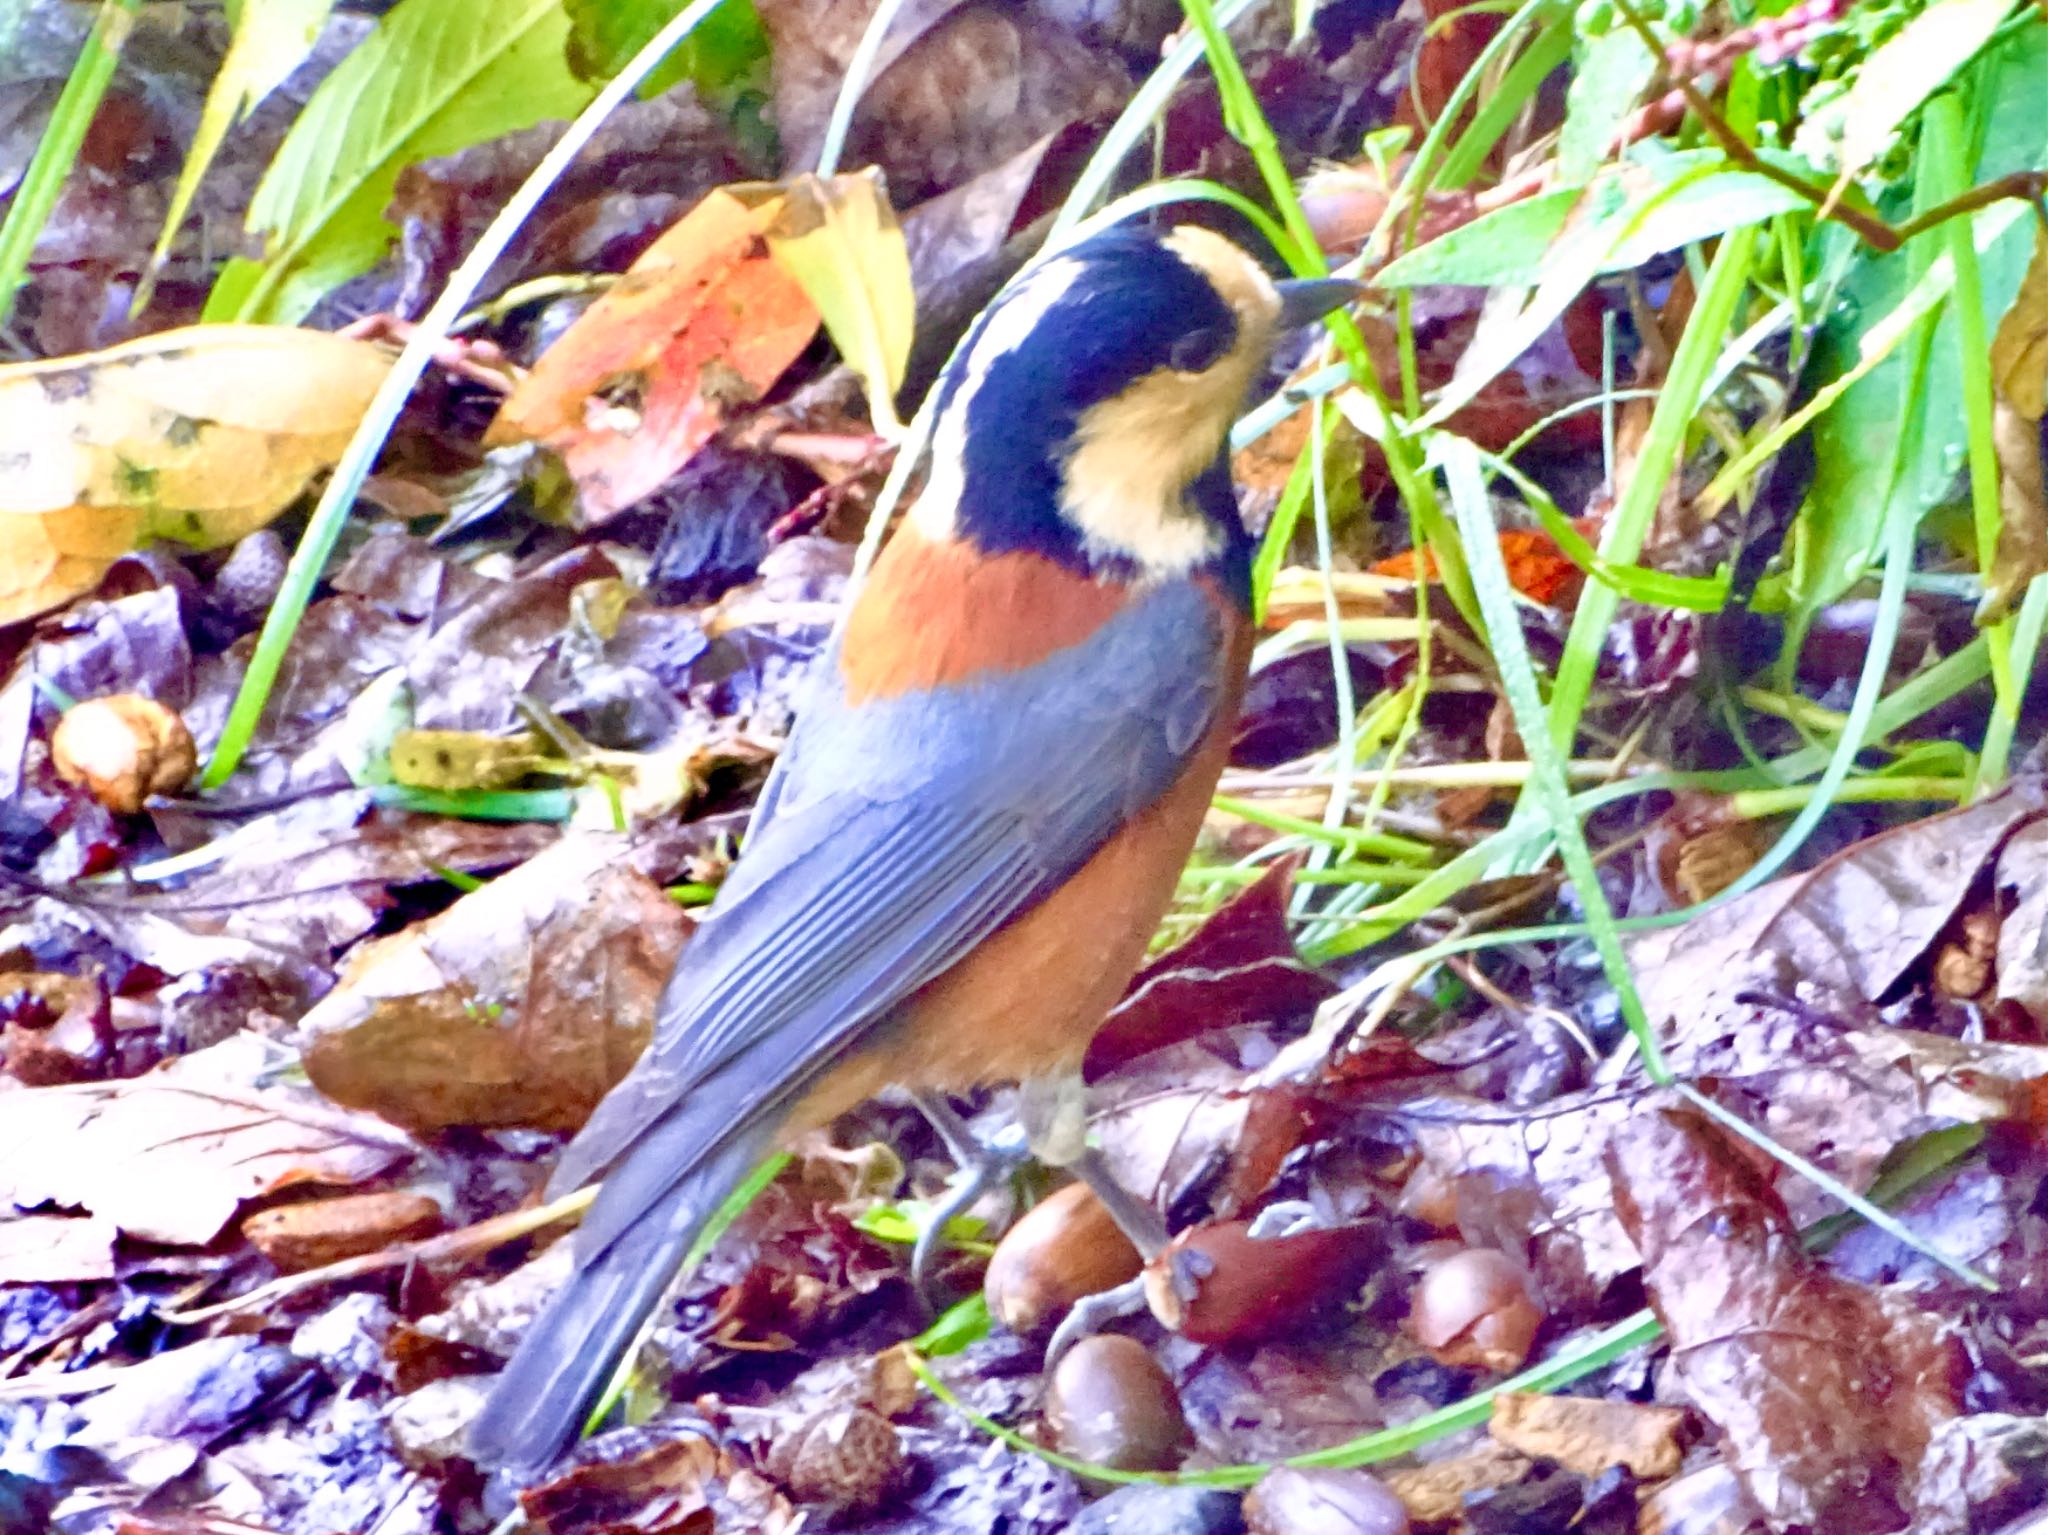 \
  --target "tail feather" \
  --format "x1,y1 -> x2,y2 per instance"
466,1125 -> 775,1474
